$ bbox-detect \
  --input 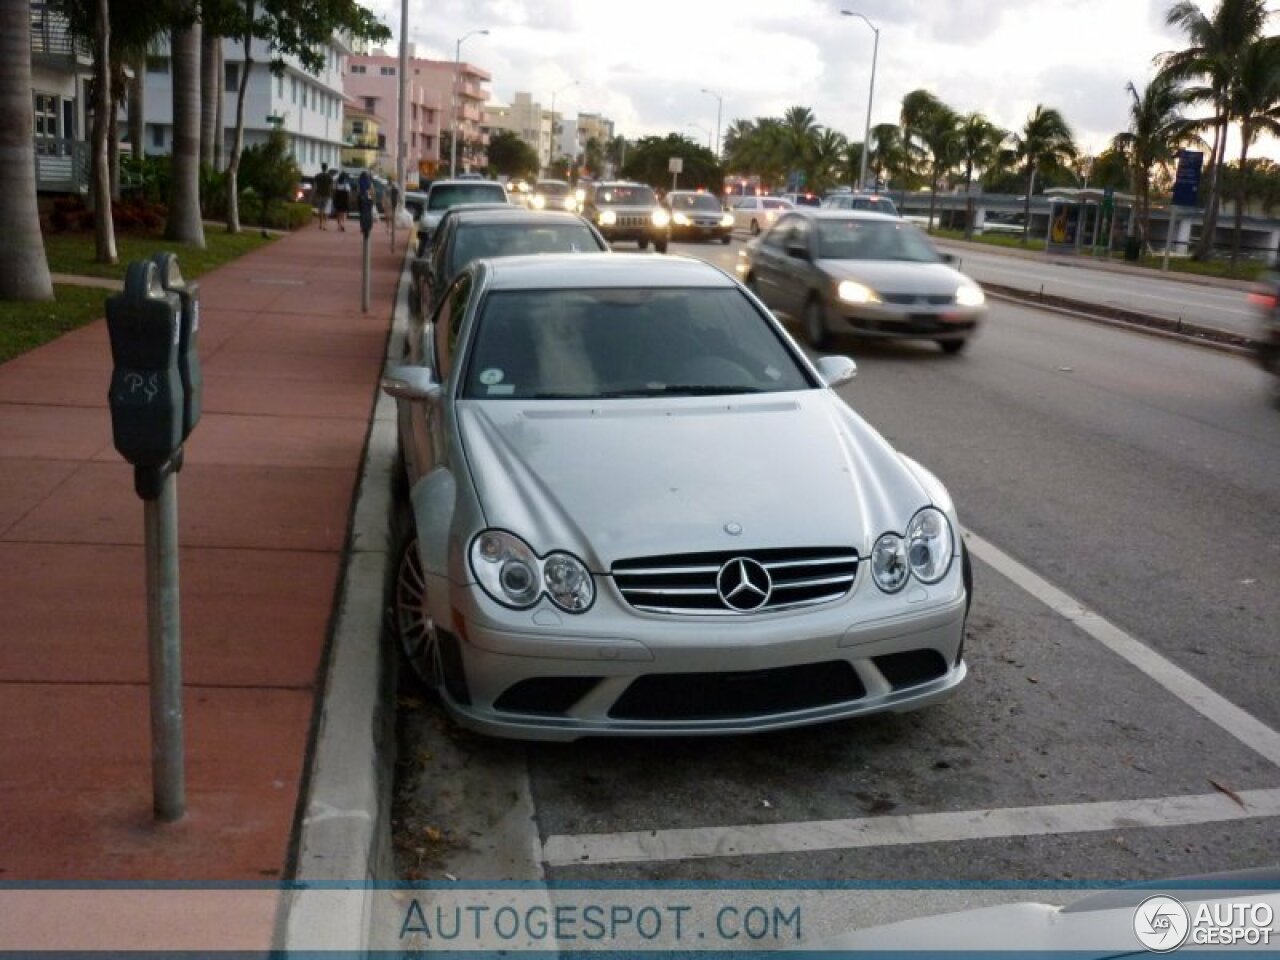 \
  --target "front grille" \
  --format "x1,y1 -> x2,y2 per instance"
607,213 -> 651,229
881,293 -> 954,305
612,547 -> 859,615
609,660 -> 866,720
